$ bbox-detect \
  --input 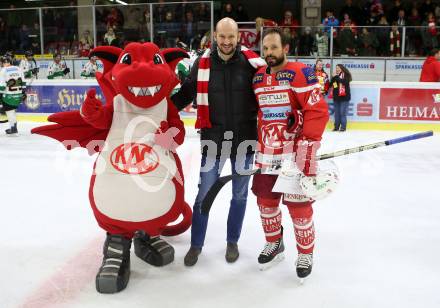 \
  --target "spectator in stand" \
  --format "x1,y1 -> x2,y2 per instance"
161,11 -> 180,48
339,0 -> 362,25
139,9 -> 151,42
396,9 -> 407,26
322,10 -> 339,37
124,7 -> 143,41
106,7 -> 124,30
18,24 -> 31,52
359,27 -> 379,56
221,3 -> 236,19
421,12 -> 439,53
282,26 -> 297,56
370,0 -> 384,16
377,15 -> 391,56
342,13 -> 357,34
29,22 -> 40,54
154,0 -> 167,23
181,11 -> 197,48
280,10 -> 299,37
419,48 -> 440,81
103,26 -> 119,47
388,0 -> 406,24
337,21 -> 357,56
315,24 -> 329,56
236,4 -> 249,22
79,30 -> 93,57
330,64 -> 352,132
196,3 -> 211,22
419,0 -> 436,20
175,0 -> 193,22
390,22 -> 401,56
298,27 -> 315,56
407,7 -> 422,56
315,59 -> 329,95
